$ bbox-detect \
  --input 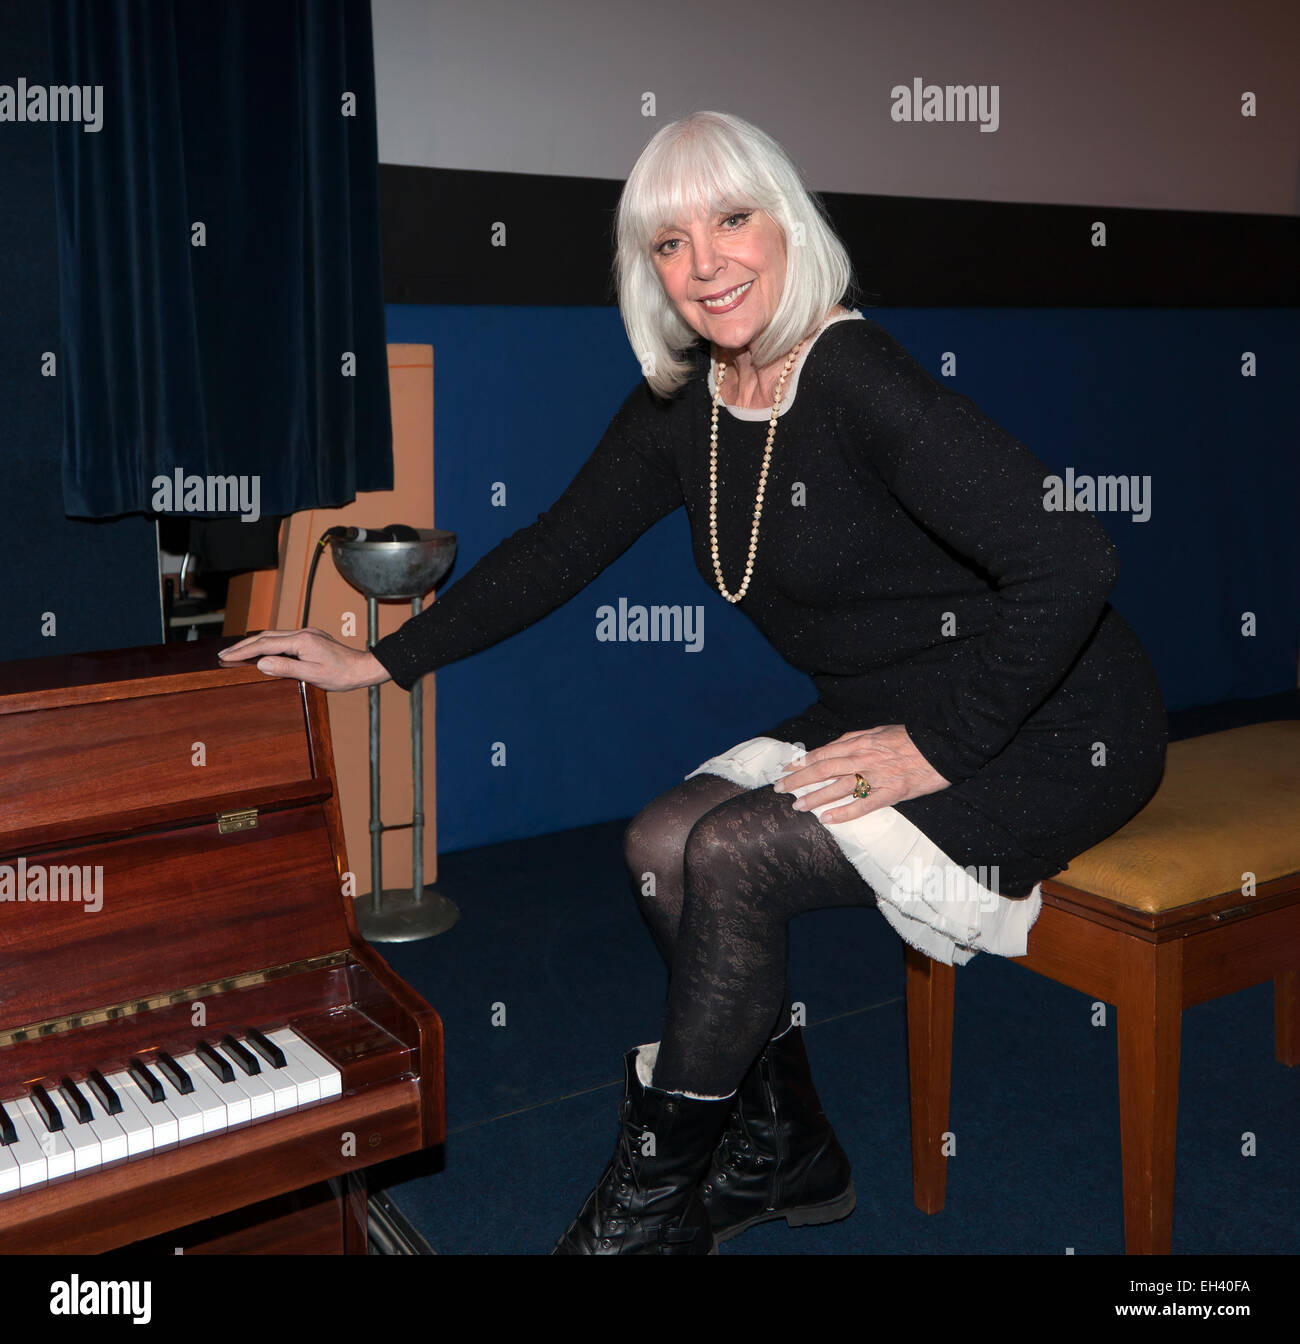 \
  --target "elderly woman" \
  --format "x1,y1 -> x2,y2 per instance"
221,110 -> 1167,1255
